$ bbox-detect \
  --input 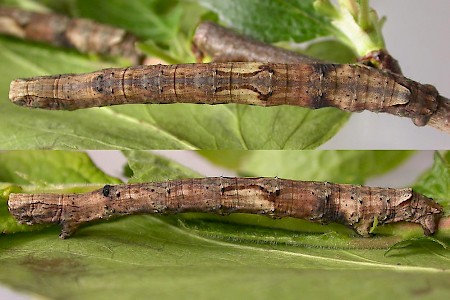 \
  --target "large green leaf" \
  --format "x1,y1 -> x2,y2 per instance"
124,150 -> 201,182
1,216 -> 449,300
200,150 -> 414,185
196,0 -> 333,43
1,151 -> 450,299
